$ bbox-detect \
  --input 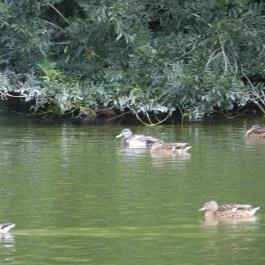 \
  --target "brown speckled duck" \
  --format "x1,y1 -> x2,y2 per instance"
245,125 -> 265,139
116,128 -> 160,148
199,201 -> 260,220
150,141 -> 191,156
